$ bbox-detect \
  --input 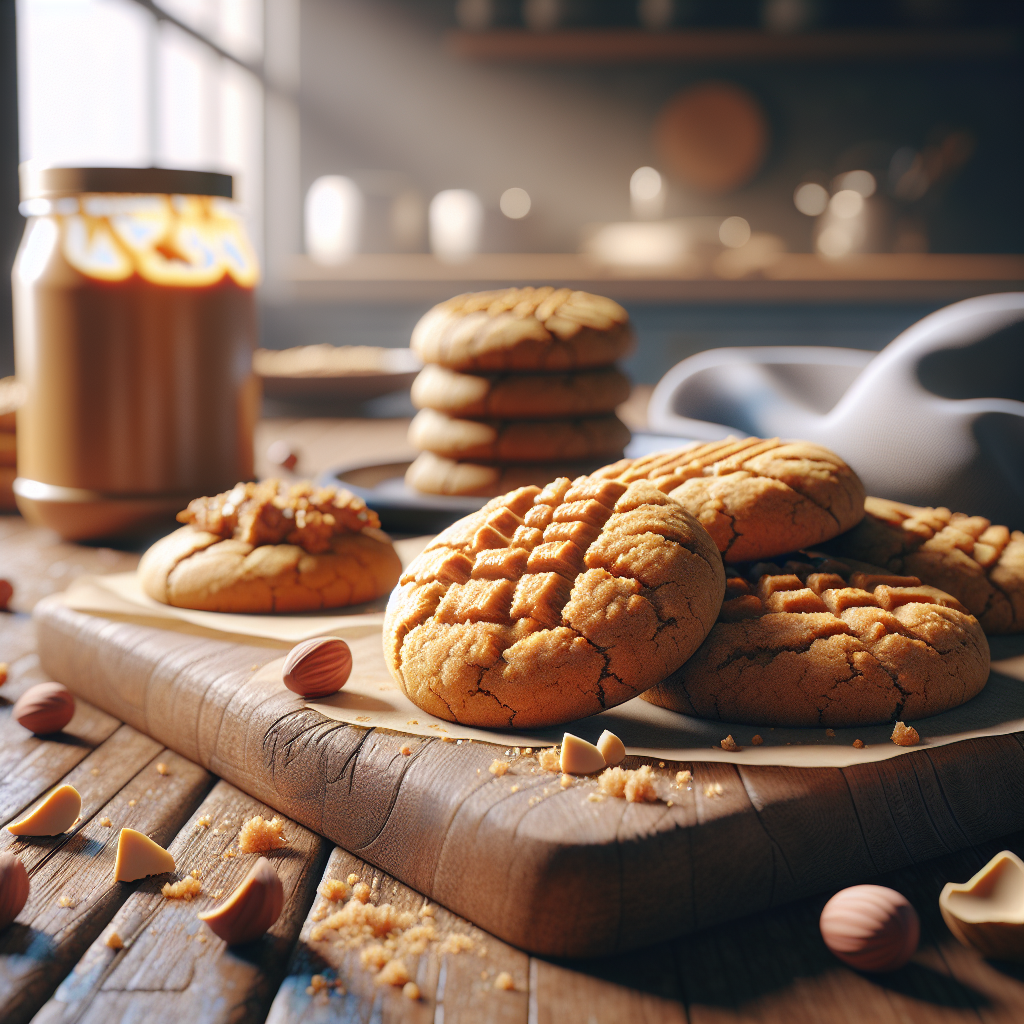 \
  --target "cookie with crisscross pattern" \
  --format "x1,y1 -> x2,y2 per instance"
643,556 -> 989,727
383,475 -> 725,728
